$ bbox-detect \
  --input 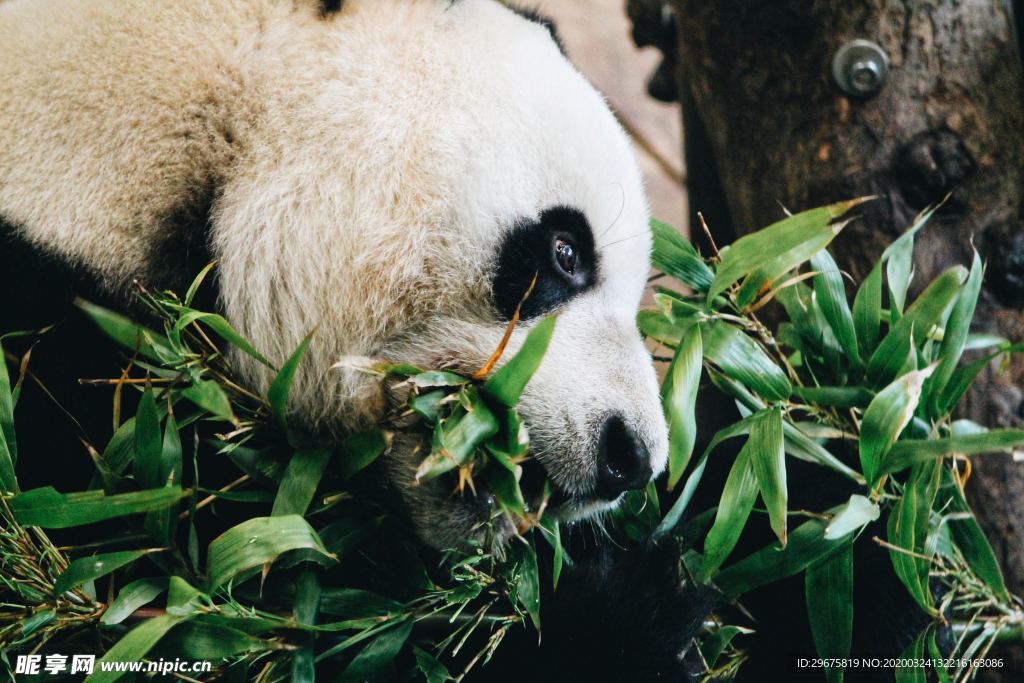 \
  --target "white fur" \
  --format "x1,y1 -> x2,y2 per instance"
0,0 -> 667,543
